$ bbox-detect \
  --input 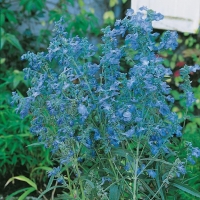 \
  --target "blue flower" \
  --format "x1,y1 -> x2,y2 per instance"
126,9 -> 134,17
60,151 -> 74,164
122,127 -> 135,138
189,64 -> 200,73
153,13 -> 164,21
187,156 -> 195,165
186,91 -> 195,107
48,166 -> 61,177
159,31 -> 178,50
57,176 -> 65,184
114,19 -> 121,27
94,129 -> 101,141
137,164 -> 146,175
124,163 -> 130,171
191,147 -> 200,158
159,104 -> 170,116
123,111 -> 132,122
147,169 -> 157,178
101,177 -> 111,185
125,33 -> 138,50
78,104 -> 88,117
85,138 -> 93,148
176,162 -> 186,175
139,6 -> 148,11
